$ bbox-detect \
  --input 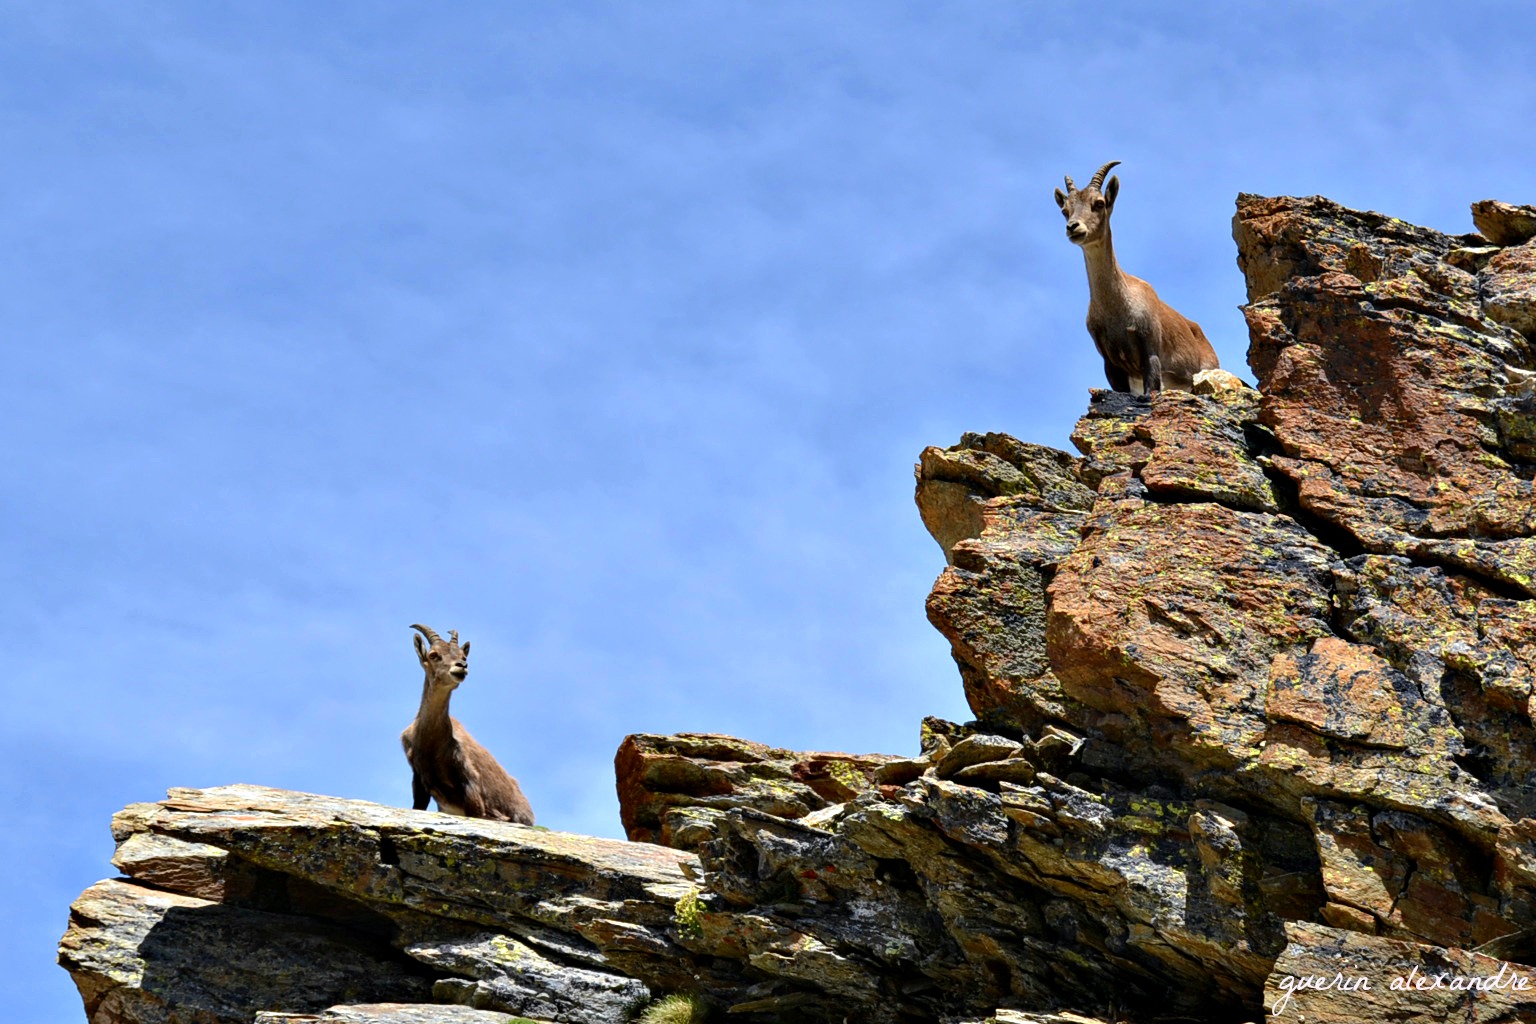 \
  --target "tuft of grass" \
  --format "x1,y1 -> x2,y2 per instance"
638,993 -> 706,1024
